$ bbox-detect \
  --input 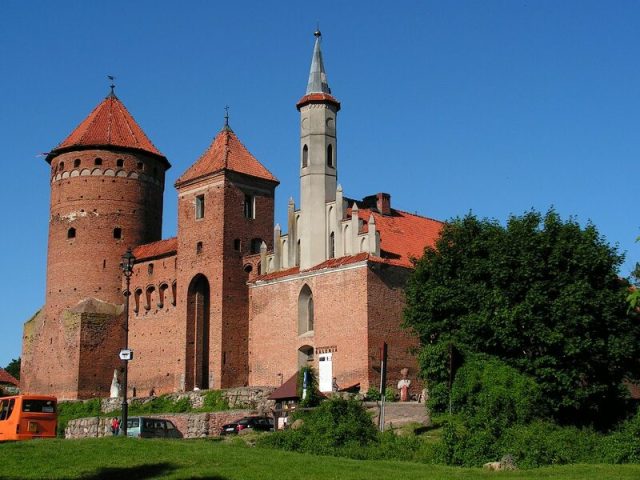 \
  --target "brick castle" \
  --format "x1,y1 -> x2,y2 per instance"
21,32 -> 443,399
